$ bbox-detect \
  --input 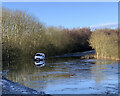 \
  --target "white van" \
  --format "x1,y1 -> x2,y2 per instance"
34,53 -> 45,60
